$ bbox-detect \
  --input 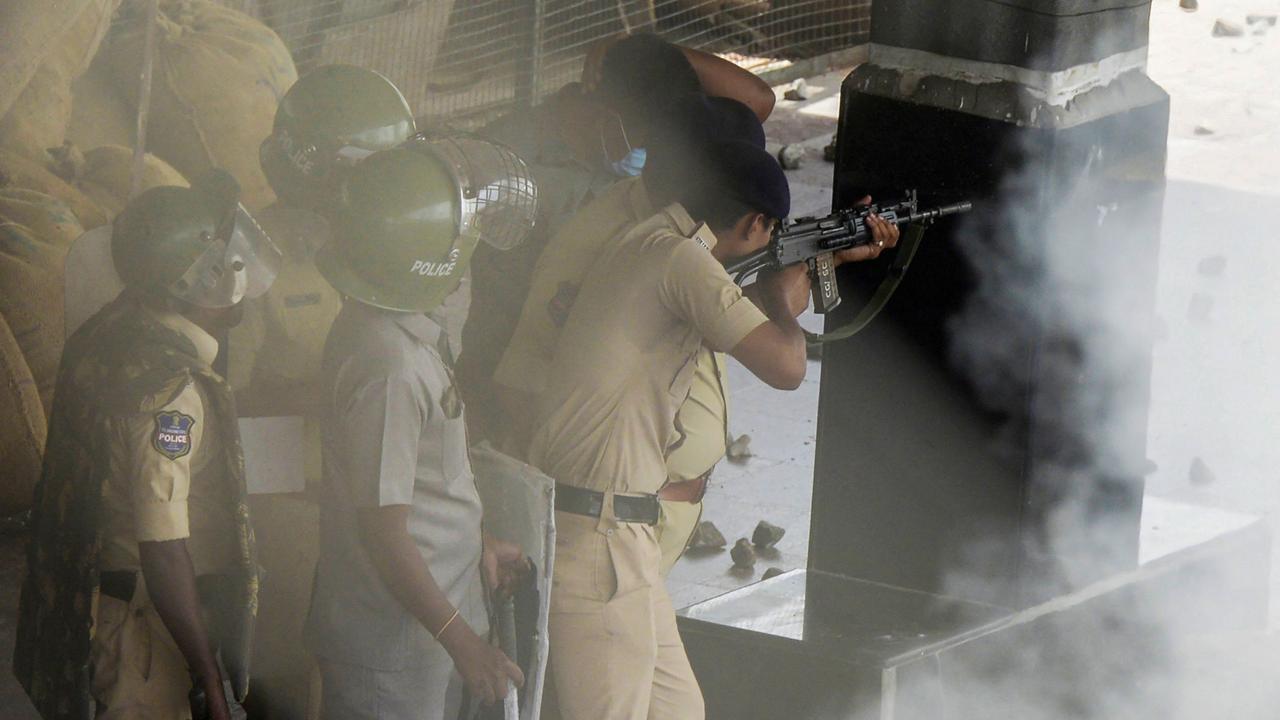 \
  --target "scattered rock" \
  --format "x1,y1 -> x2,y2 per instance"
726,433 -> 753,461
1179,0 -> 1198,10
1246,13 -> 1277,26
1212,19 -> 1245,37
783,78 -> 810,101
730,538 -> 757,570
1188,293 -> 1214,323
1197,255 -> 1227,277
688,521 -> 727,551
1189,457 -> 1216,487
823,138 -> 837,163
1193,124 -> 1215,136
777,144 -> 805,170
762,567 -> 785,581
752,520 -> 786,549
